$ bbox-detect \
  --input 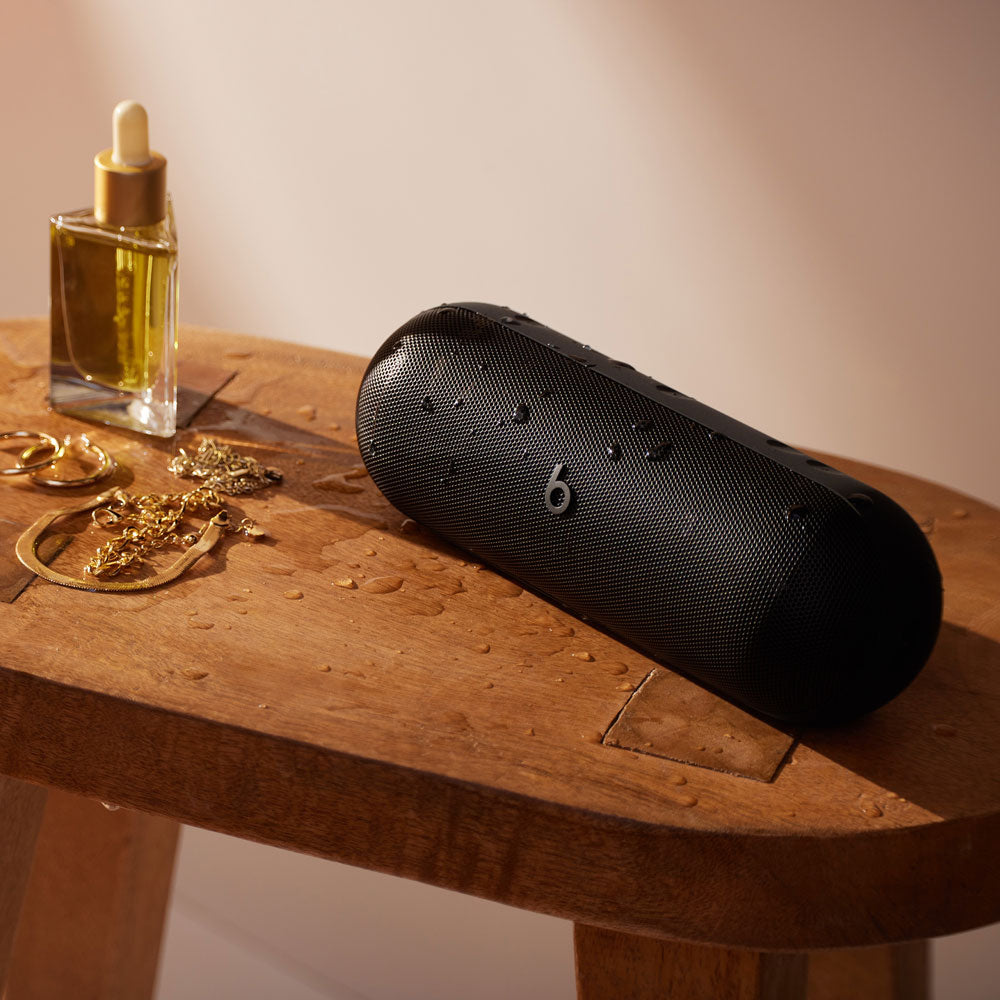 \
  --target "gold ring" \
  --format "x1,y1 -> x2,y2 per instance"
0,431 -> 66,475
18,434 -> 117,488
